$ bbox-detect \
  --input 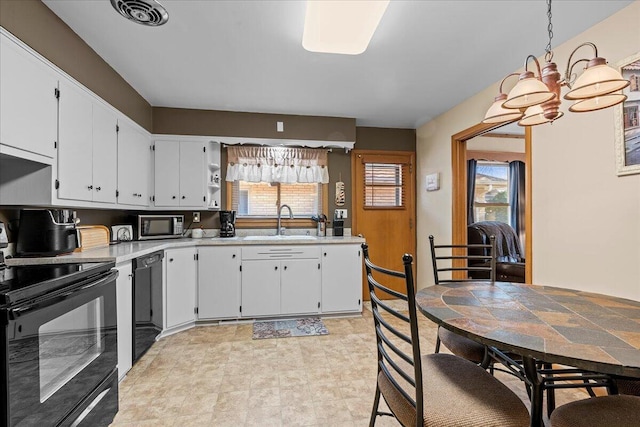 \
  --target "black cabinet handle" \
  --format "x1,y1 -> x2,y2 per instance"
95,186 -> 101,191
284,266 -> 287,270
182,196 -> 186,199
172,196 -> 176,199
138,194 -> 142,198
324,252 -> 327,256
275,266 -> 278,270
169,258 -> 174,262
87,185 -> 93,190
232,254 -> 236,258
